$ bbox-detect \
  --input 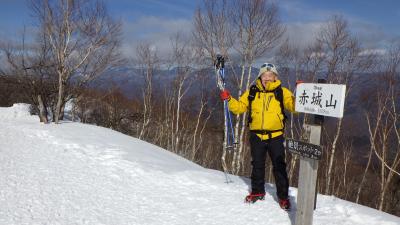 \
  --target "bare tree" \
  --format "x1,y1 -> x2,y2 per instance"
193,0 -> 285,176
229,0 -> 285,175
356,86 -> 386,203
365,46 -> 400,211
193,0 -> 234,60
135,42 -> 159,140
30,0 -> 121,123
331,139 -> 354,198
168,33 -> 196,152
191,78 -> 213,161
315,15 -> 374,195
193,0 -> 234,175
0,28 -> 57,123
